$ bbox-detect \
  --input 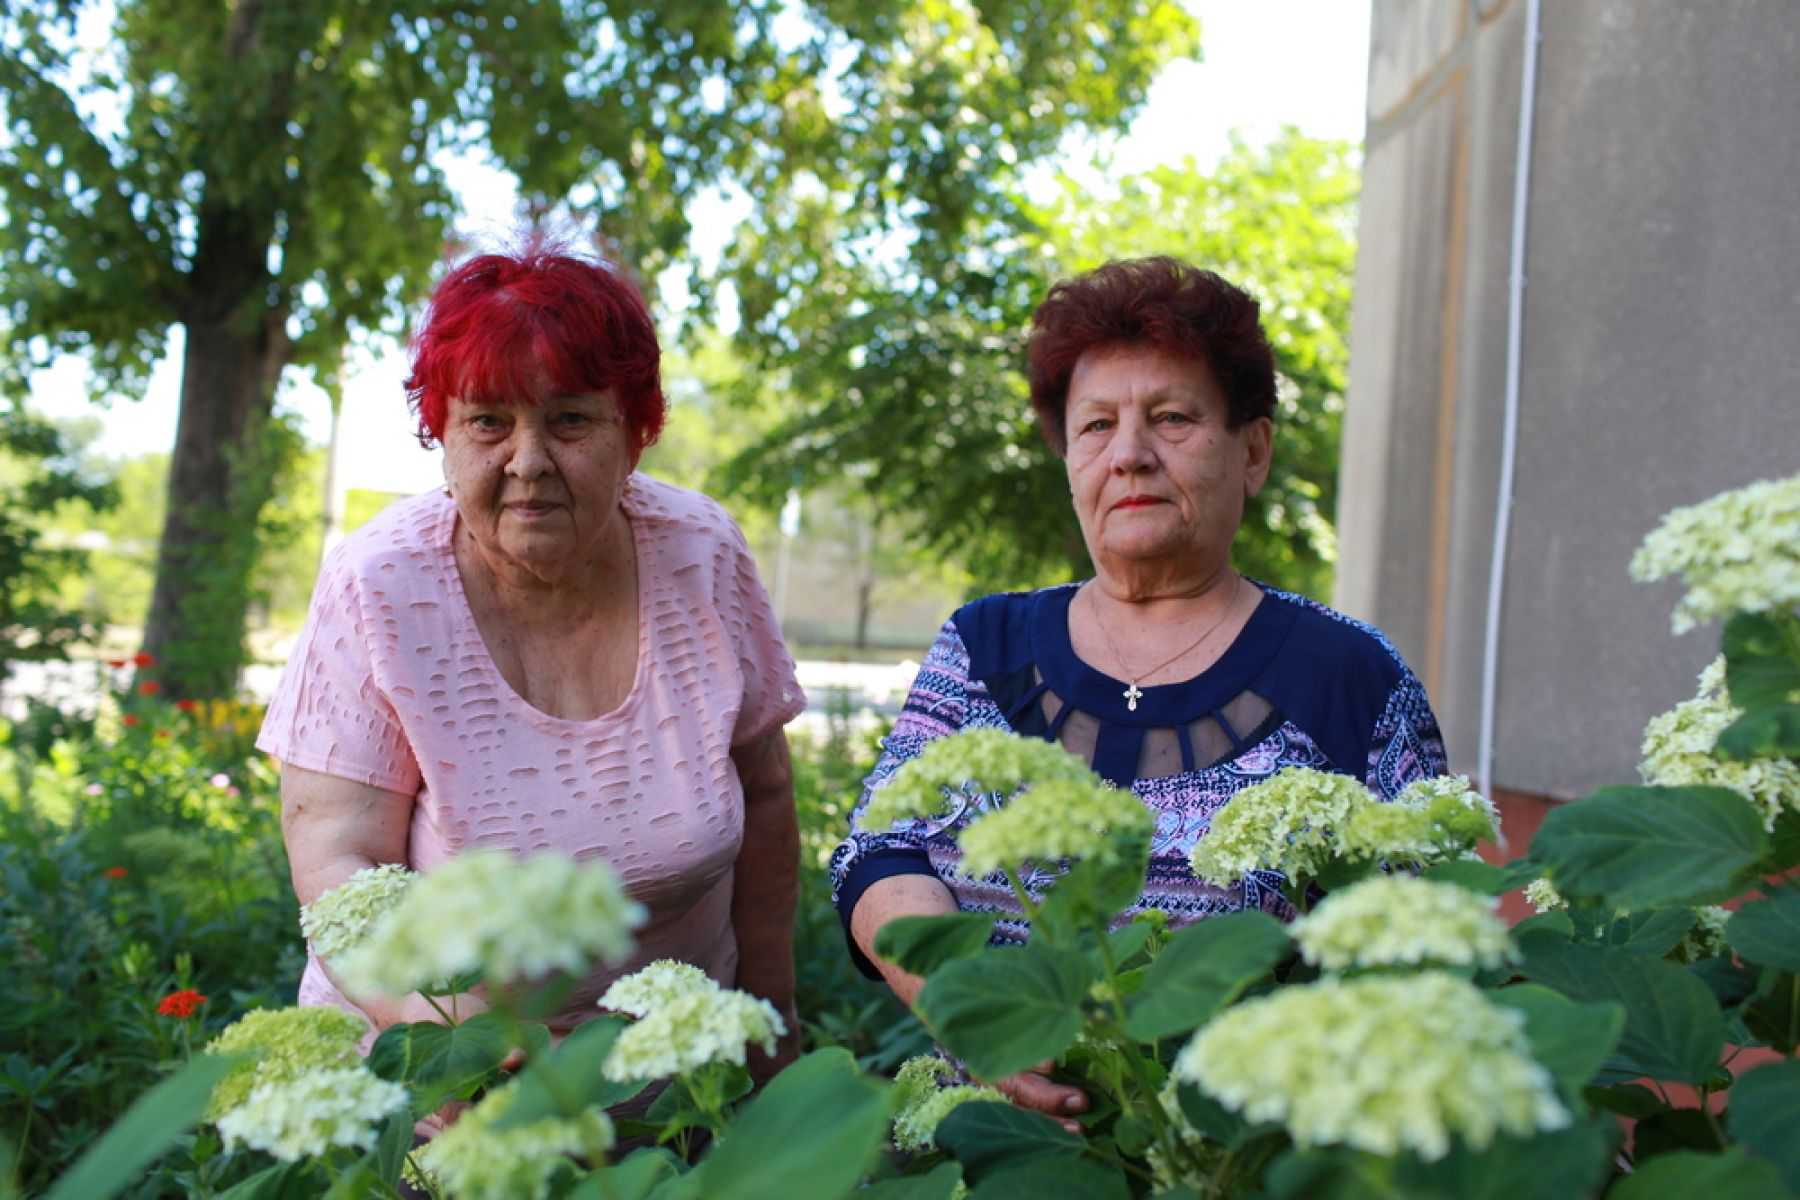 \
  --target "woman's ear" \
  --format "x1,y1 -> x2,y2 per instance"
1242,418 -> 1274,499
